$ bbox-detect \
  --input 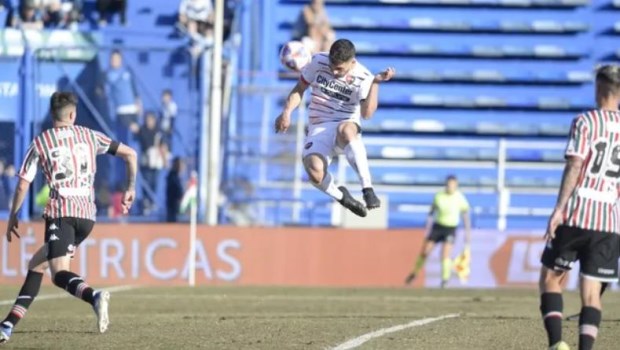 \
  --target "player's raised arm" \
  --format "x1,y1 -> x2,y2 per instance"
114,143 -> 138,214
275,78 -> 310,133
361,67 -> 395,119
